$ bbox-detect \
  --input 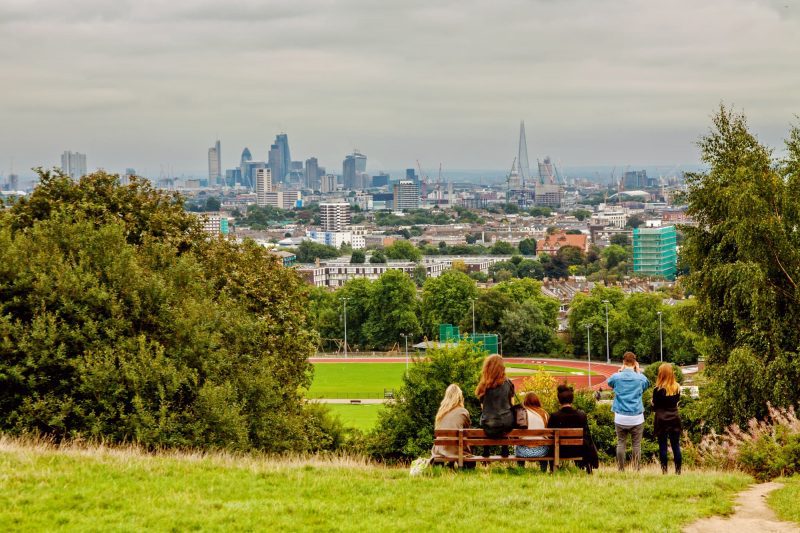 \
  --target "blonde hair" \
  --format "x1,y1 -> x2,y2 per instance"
655,363 -> 680,395
435,384 -> 465,424
475,355 -> 506,399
